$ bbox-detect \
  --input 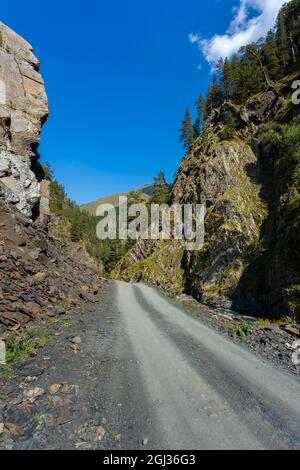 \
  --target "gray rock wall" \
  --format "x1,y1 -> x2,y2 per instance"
0,21 -> 49,219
